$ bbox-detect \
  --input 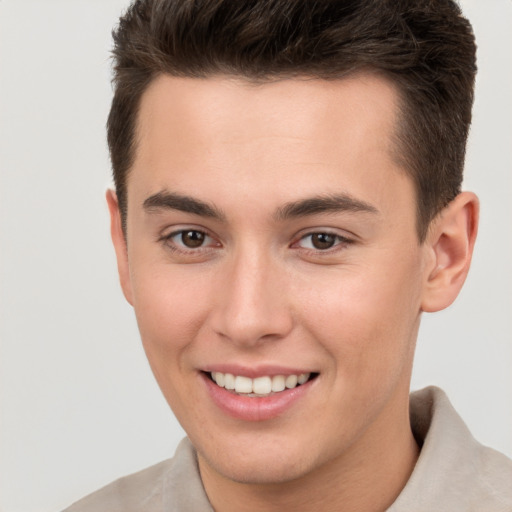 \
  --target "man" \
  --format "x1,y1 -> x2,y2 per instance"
64,0 -> 512,510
